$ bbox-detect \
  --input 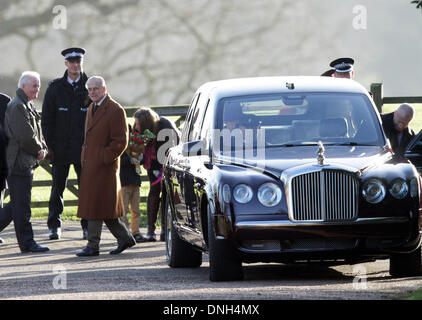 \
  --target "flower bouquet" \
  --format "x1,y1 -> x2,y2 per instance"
127,129 -> 156,174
